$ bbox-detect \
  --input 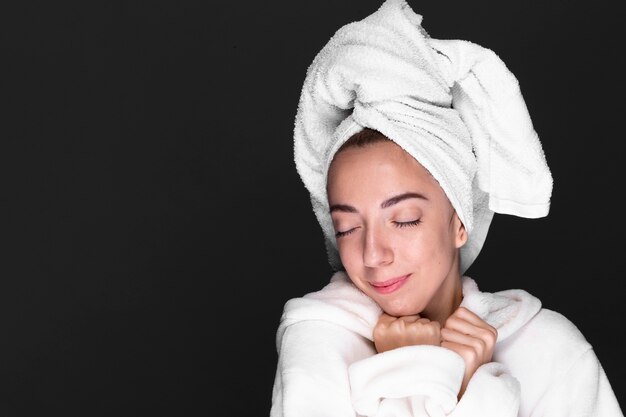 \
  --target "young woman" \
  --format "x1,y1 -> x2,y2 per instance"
270,0 -> 623,415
